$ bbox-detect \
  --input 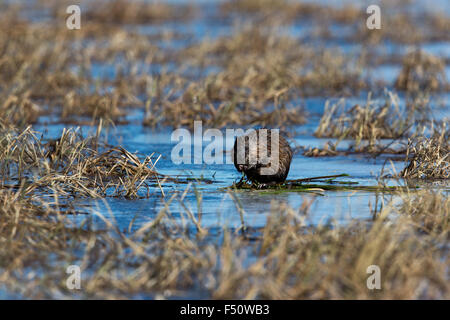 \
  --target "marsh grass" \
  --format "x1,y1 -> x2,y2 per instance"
140,22 -> 370,129
0,5 -> 166,126
315,91 -> 410,142
401,127 -> 450,179
39,0 -> 194,24
311,88 -> 444,158
395,50 -> 448,92
0,0 -> 448,300
222,0 -> 450,44
0,125 -> 165,199
0,184 -> 448,299
0,124 -> 447,299
84,0 -> 193,24
399,190 -> 449,237
301,141 -> 340,157
2,1 -> 447,130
